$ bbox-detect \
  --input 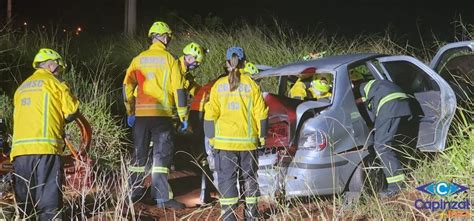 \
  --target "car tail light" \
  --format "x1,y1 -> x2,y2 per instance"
298,129 -> 327,151
266,121 -> 289,147
268,121 -> 288,138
